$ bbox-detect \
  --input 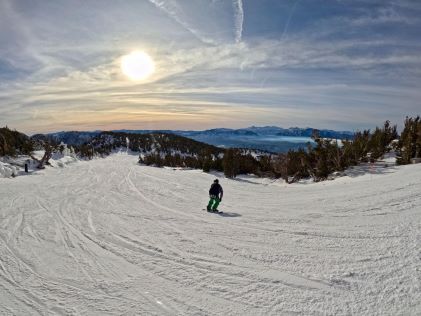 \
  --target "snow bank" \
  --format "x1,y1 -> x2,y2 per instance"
0,146 -> 78,178
48,155 -> 79,168
34,150 -> 79,169
0,161 -> 17,178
